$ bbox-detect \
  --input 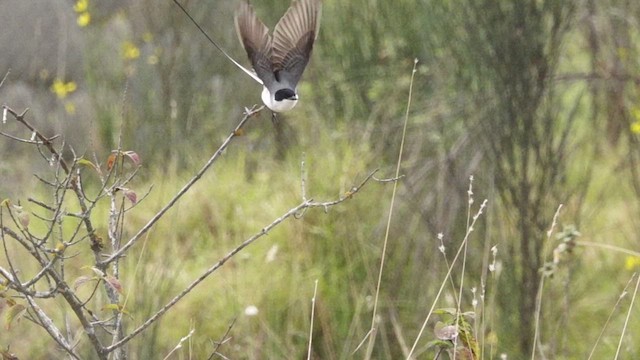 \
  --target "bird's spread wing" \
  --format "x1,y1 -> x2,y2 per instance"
234,1 -> 274,85
271,0 -> 321,87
